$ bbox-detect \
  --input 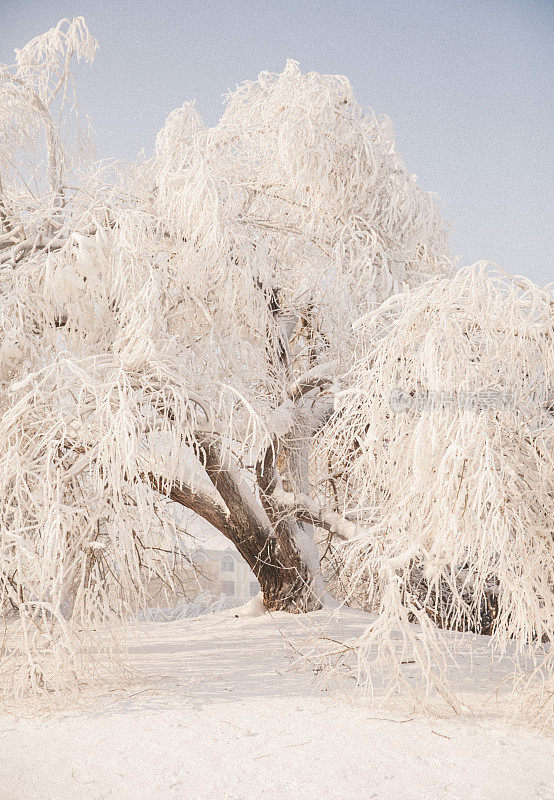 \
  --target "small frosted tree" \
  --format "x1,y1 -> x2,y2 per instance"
0,20 -> 550,712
